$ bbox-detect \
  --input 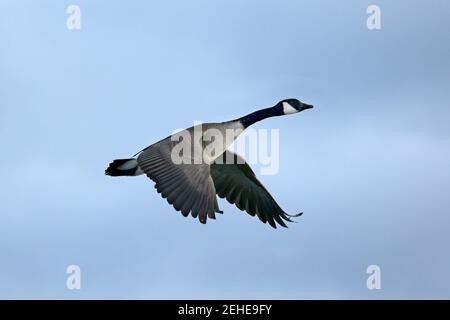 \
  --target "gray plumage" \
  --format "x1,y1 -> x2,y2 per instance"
106,98 -> 313,228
